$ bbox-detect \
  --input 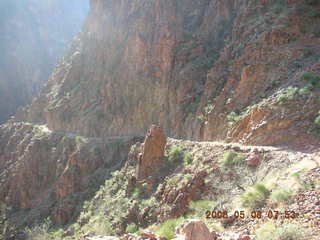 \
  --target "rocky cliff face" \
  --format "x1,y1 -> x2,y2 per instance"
0,121 -> 142,228
17,0 -> 320,150
0,0 -> 88,123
